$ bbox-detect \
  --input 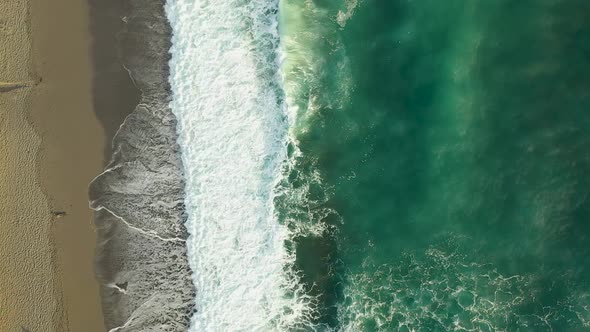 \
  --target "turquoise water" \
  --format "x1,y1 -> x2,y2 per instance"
279,0 -> 590,330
